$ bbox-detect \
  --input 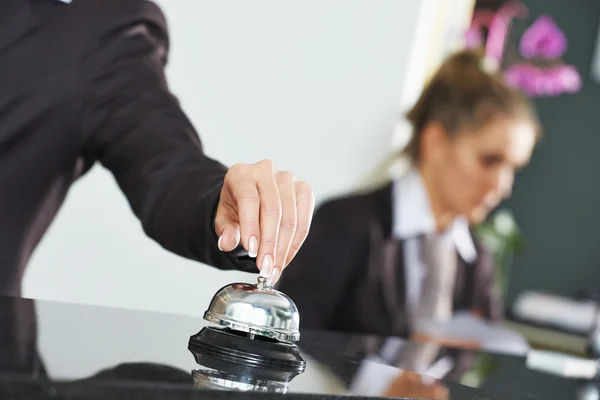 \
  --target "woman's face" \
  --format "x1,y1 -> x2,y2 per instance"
431,115 -> 537,224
